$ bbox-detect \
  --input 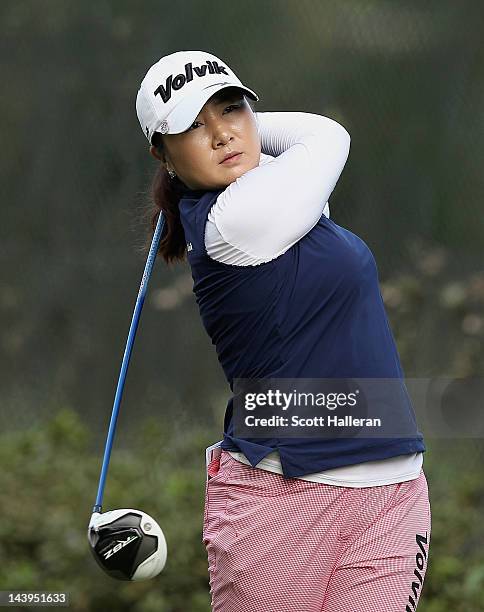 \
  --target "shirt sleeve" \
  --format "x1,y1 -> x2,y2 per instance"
205,111 -> 350,264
